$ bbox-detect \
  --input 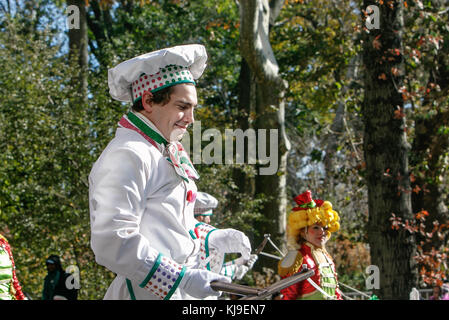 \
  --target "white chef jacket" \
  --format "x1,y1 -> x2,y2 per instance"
89,115 -> 202,300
